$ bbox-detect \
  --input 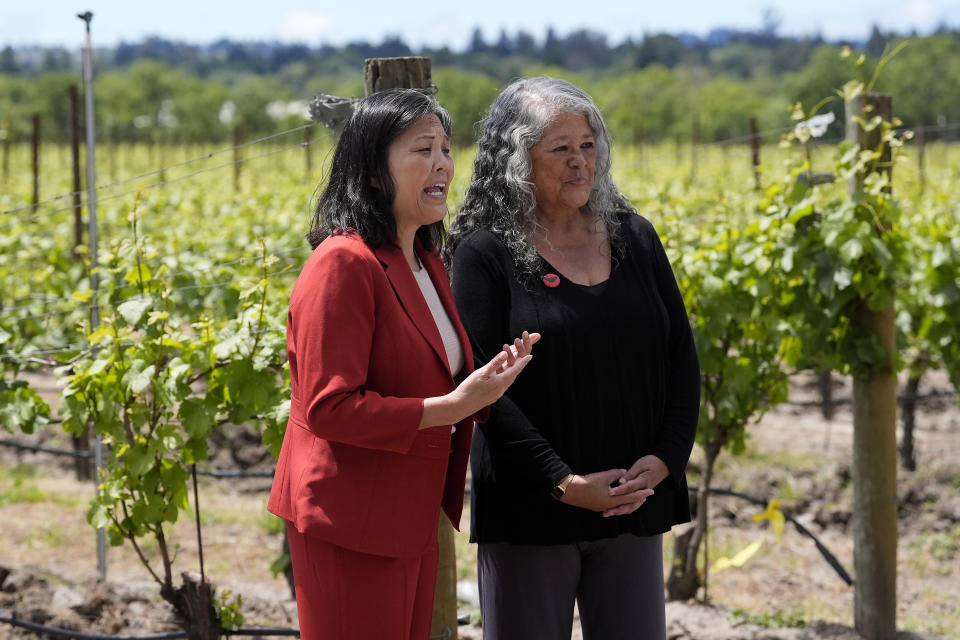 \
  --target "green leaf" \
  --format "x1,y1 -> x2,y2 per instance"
117,297 -> 153,325
178,397 -> 216,439
125,442 -> 155,479
839,238 -> 864,263
124,264 -> 153,284
88,503 -> 110,529
122,363 -> 156,395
